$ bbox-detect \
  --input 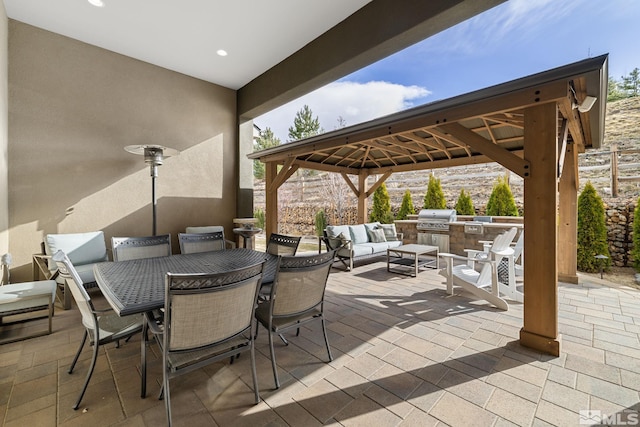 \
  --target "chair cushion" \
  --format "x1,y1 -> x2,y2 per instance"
349,224 -> 368,244
0,280 -> 56,314
45,231 -> 108,271
367,228 -> 387,243
379,224 -> 399,241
